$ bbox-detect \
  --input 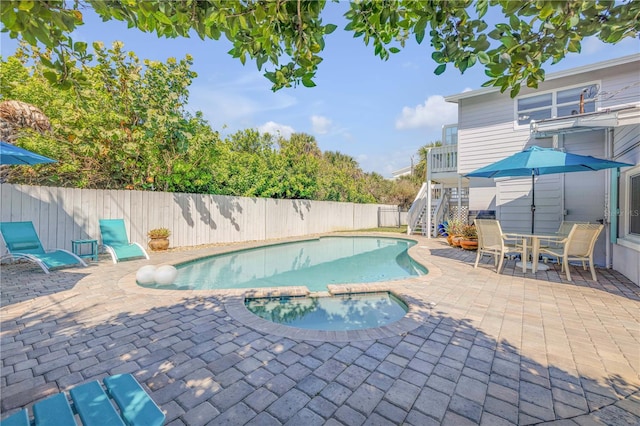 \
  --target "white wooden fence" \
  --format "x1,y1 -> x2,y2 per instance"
0,184 -> 396,254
